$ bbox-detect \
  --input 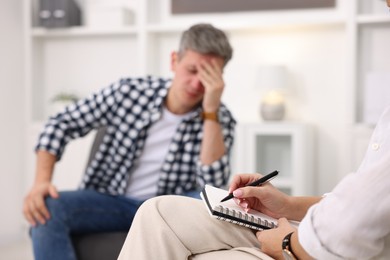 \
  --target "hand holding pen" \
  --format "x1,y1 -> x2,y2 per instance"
221,170 -> 279,202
